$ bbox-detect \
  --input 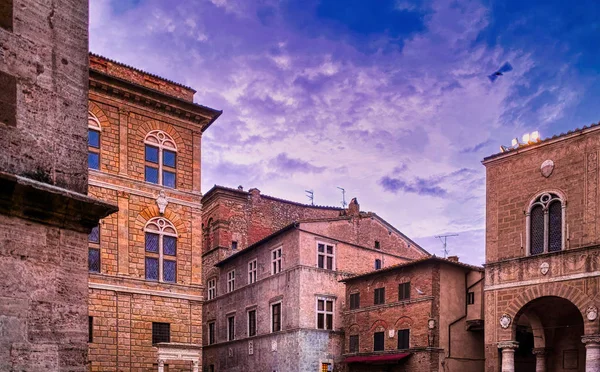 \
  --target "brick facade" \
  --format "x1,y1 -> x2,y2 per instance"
86,54 -> 221,371
483,126 -> 600,371
341,257 -> 484,372
0,2 -> 116,371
